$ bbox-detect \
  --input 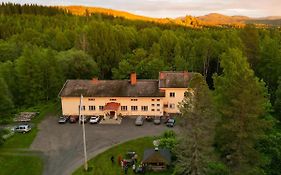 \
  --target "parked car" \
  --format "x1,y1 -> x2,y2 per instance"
135,116 -> 144,126
69,116 -> 78,123
153,116 -> 161,125
166,118 -> 175,127
14,124 -> 31,133
89,116 -> 100,124
58,116 -> 69,124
